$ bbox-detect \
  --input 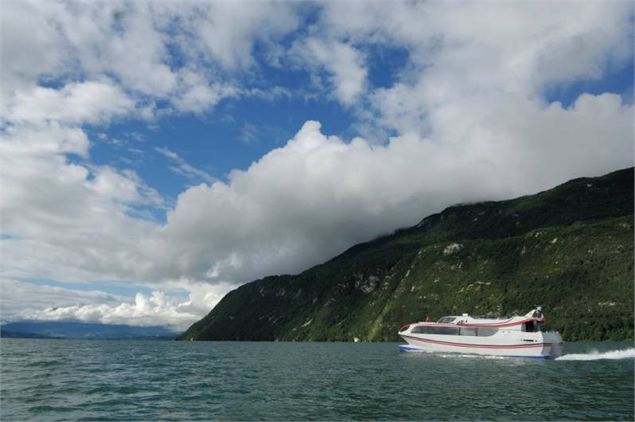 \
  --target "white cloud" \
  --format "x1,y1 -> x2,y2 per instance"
293,38 -> 367,105
3,279 -> 233,331
0,1 -> 70,91
20,291 -> 195,331
156,147 -> 217,185
0,120 -> 163,283
190,0 -> 299,69
0,279 -> 125,322
0,1 -> 301,115
0,122 -> 89,158
171,70 -> 237,113
3,81 -> 134,125
317,1 -> 633,135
